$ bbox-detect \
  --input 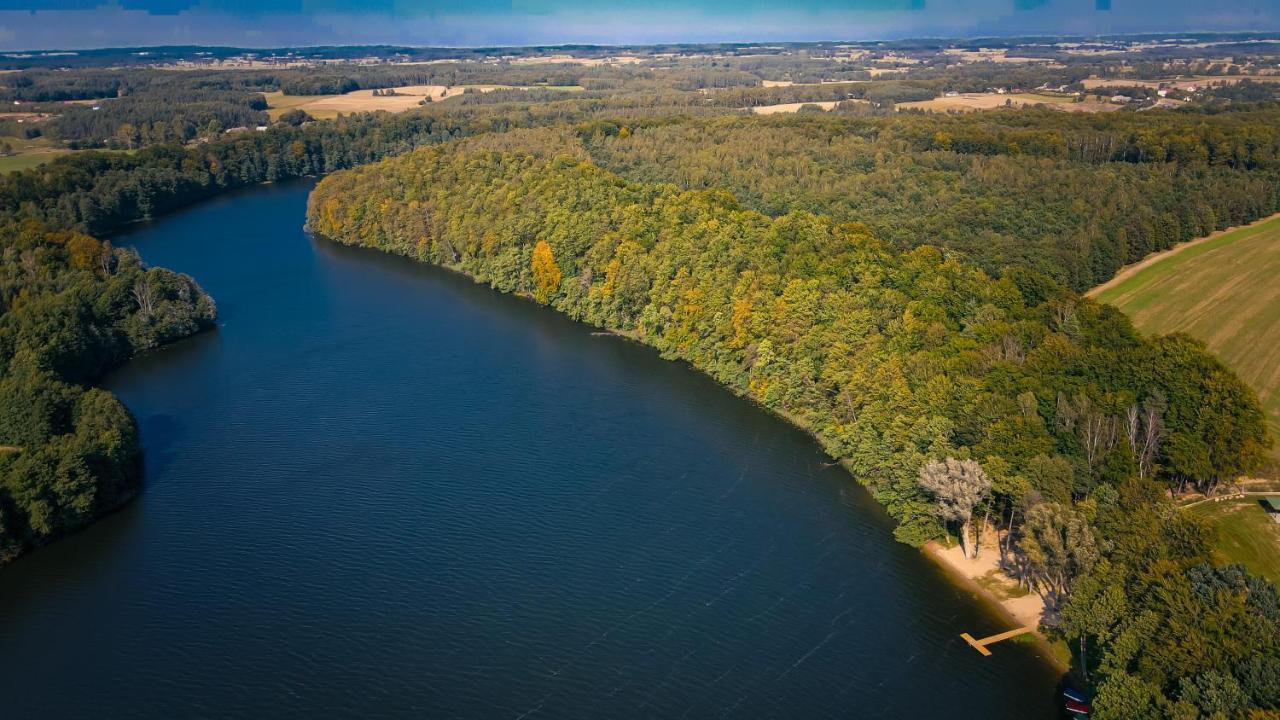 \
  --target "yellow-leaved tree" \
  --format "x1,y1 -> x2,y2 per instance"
531,240 -> 562,304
